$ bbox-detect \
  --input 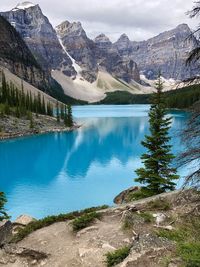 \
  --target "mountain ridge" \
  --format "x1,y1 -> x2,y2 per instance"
0,2 -> 199,103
